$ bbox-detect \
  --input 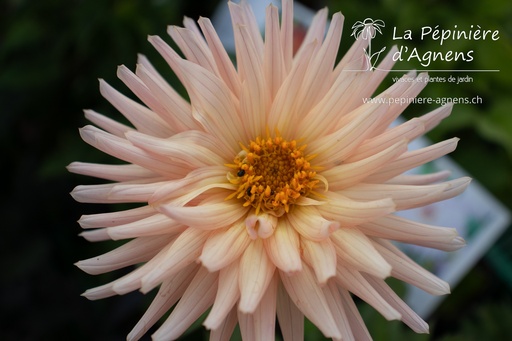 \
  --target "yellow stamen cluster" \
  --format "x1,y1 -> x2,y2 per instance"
227,134 -> 318,216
